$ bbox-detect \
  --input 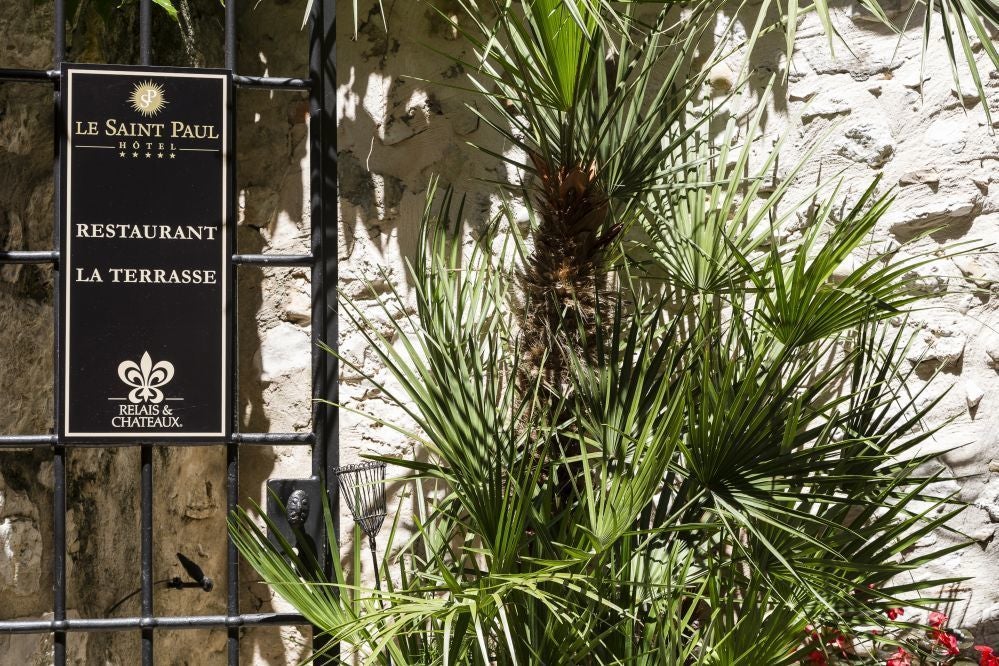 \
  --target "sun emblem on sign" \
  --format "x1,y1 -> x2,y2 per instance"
129,81 -> 167,117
